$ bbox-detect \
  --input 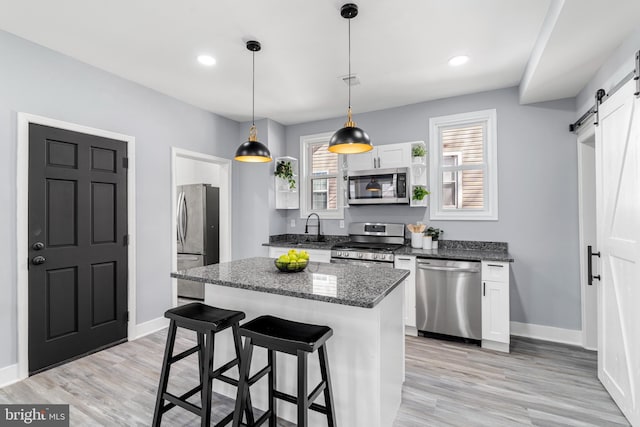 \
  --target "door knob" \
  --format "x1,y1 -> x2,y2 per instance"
32,256 -> 46,265
32,242 -> 44,250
